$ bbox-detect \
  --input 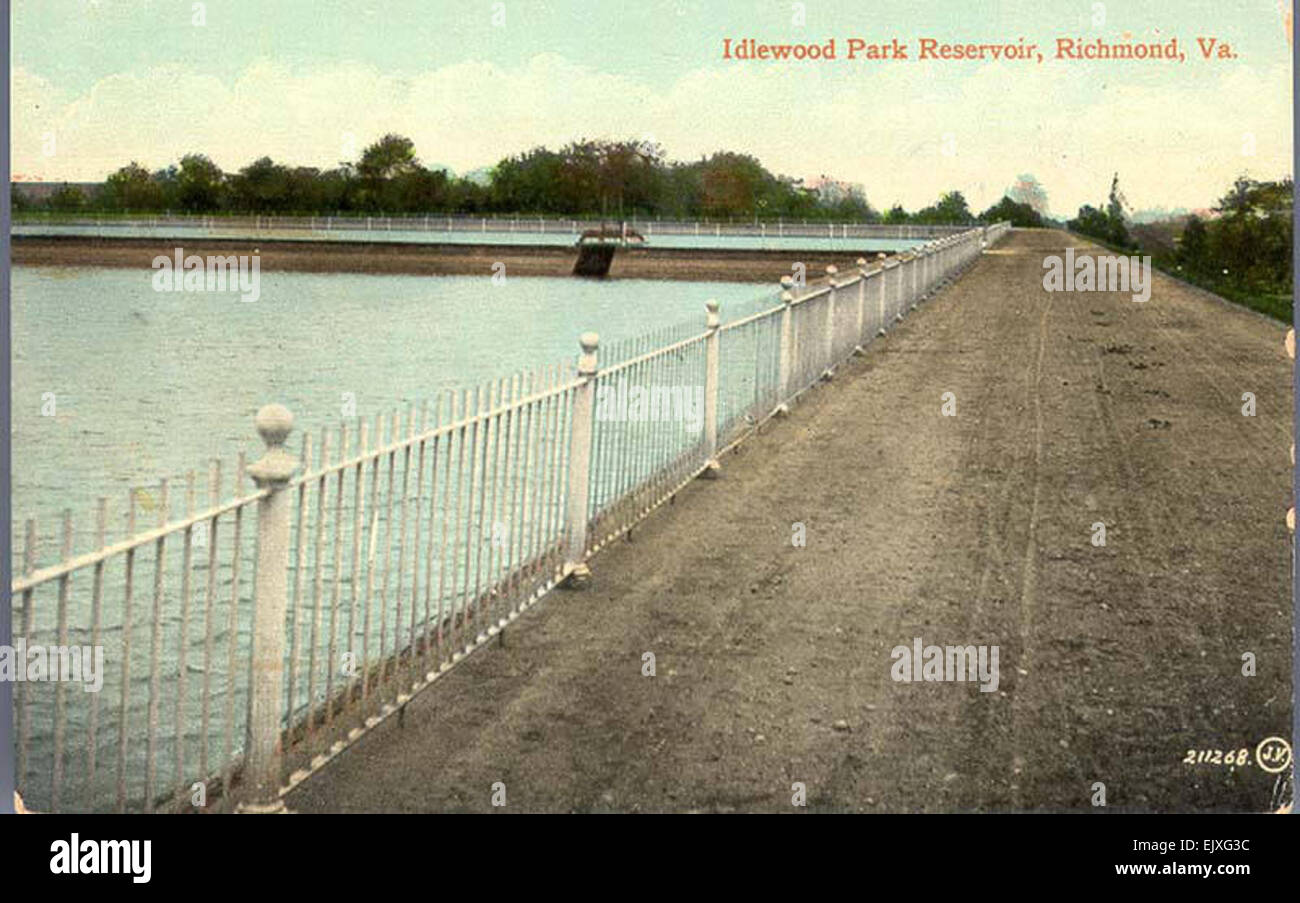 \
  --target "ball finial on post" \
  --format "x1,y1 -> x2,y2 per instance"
248,404 -> 298,487
255,404 -> 293,448
577,332 -> 600,377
